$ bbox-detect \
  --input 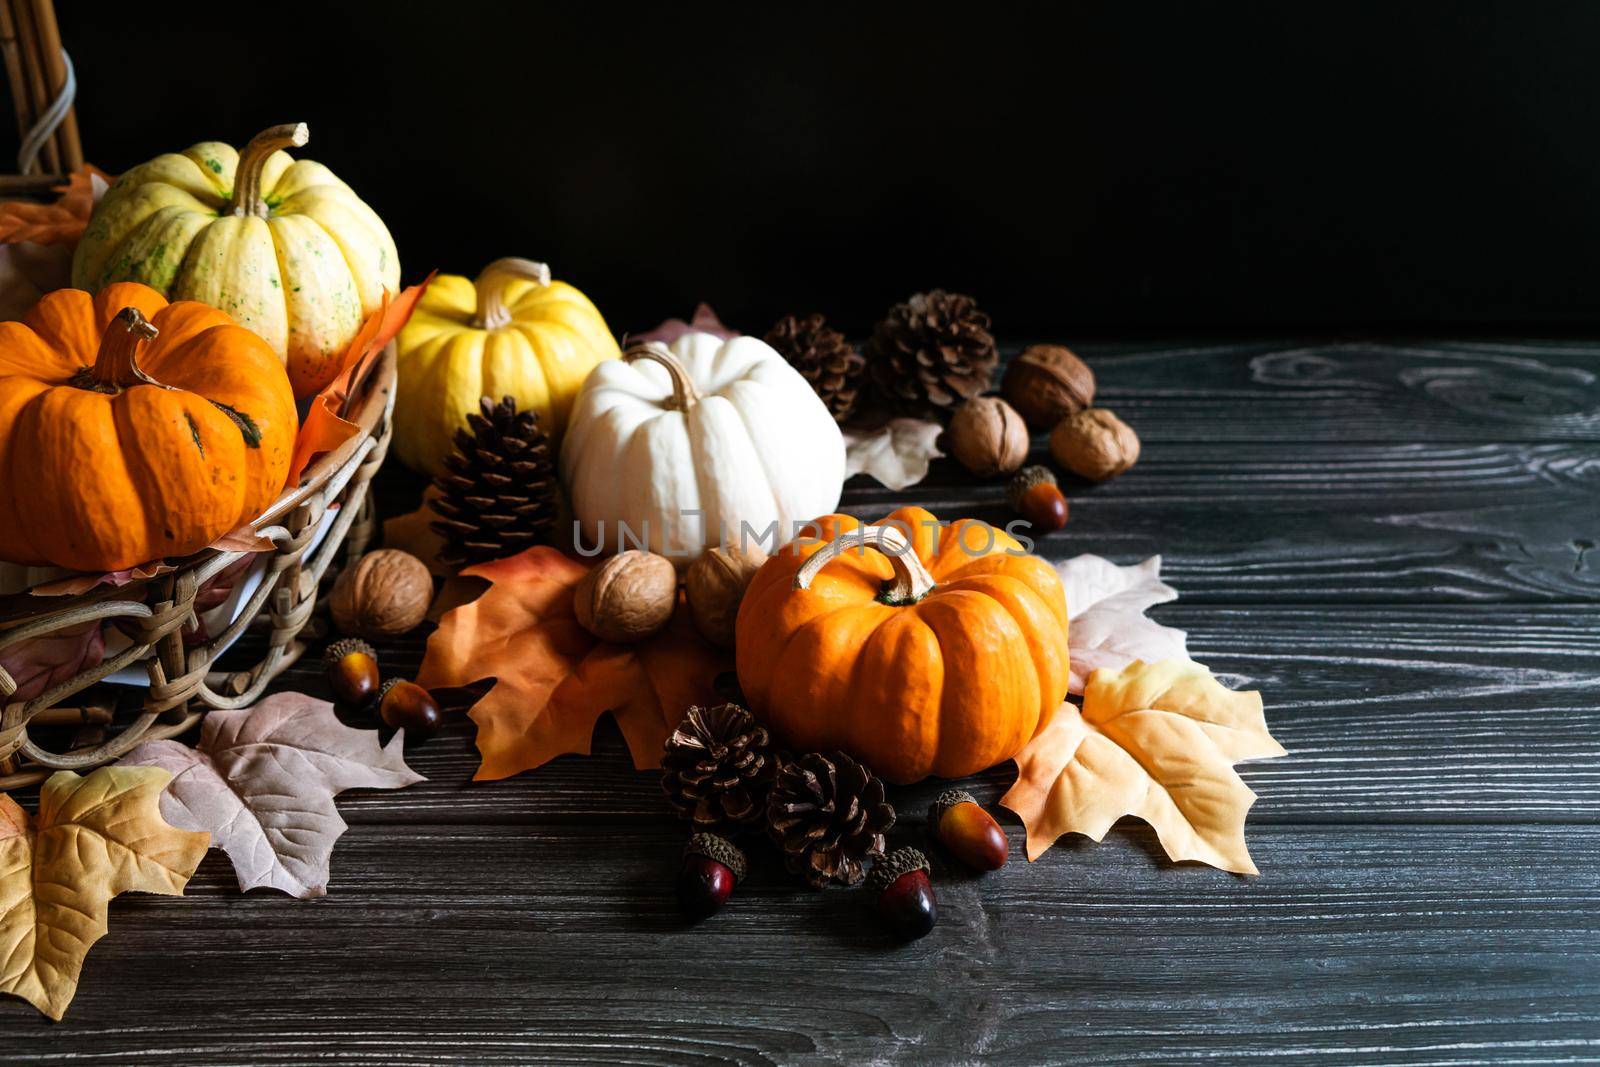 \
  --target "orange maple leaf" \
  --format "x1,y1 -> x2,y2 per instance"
287,273 -> 433,486
0,167 -> 111,246
416,546 -> 730,780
